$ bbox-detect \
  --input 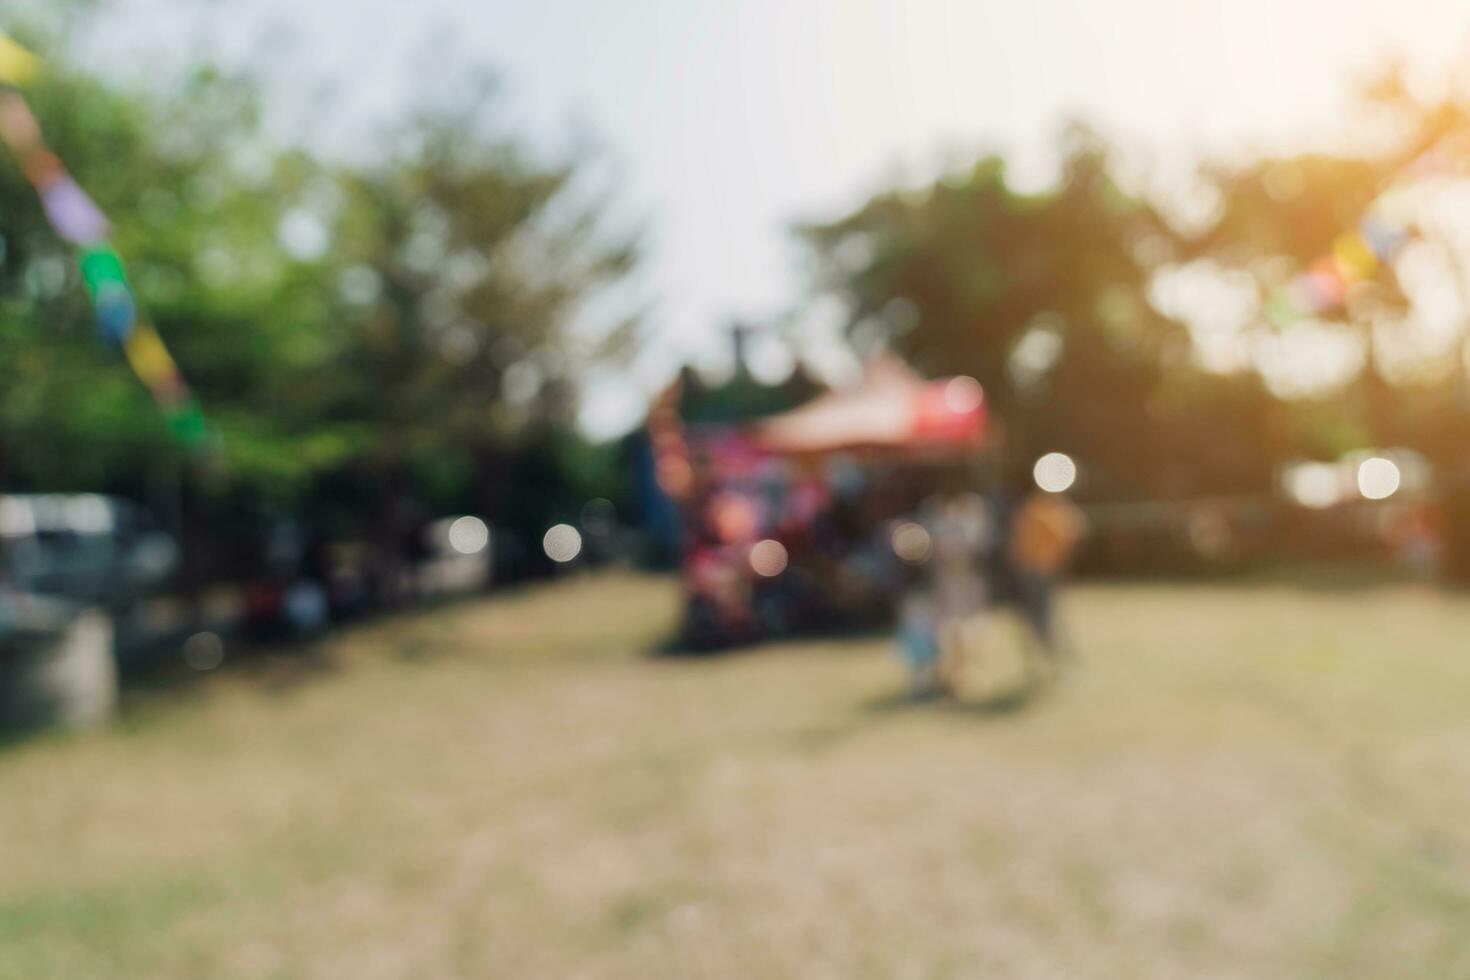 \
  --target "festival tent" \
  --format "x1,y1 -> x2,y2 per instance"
748,354 -> 988,455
